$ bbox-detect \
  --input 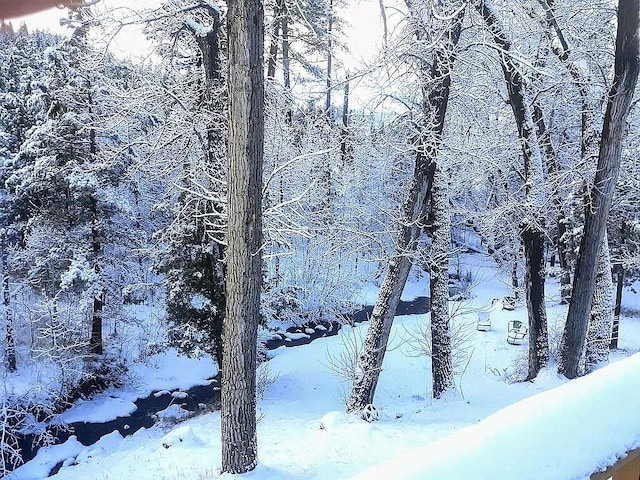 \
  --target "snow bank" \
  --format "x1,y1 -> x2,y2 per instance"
351,353 -> 640,480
